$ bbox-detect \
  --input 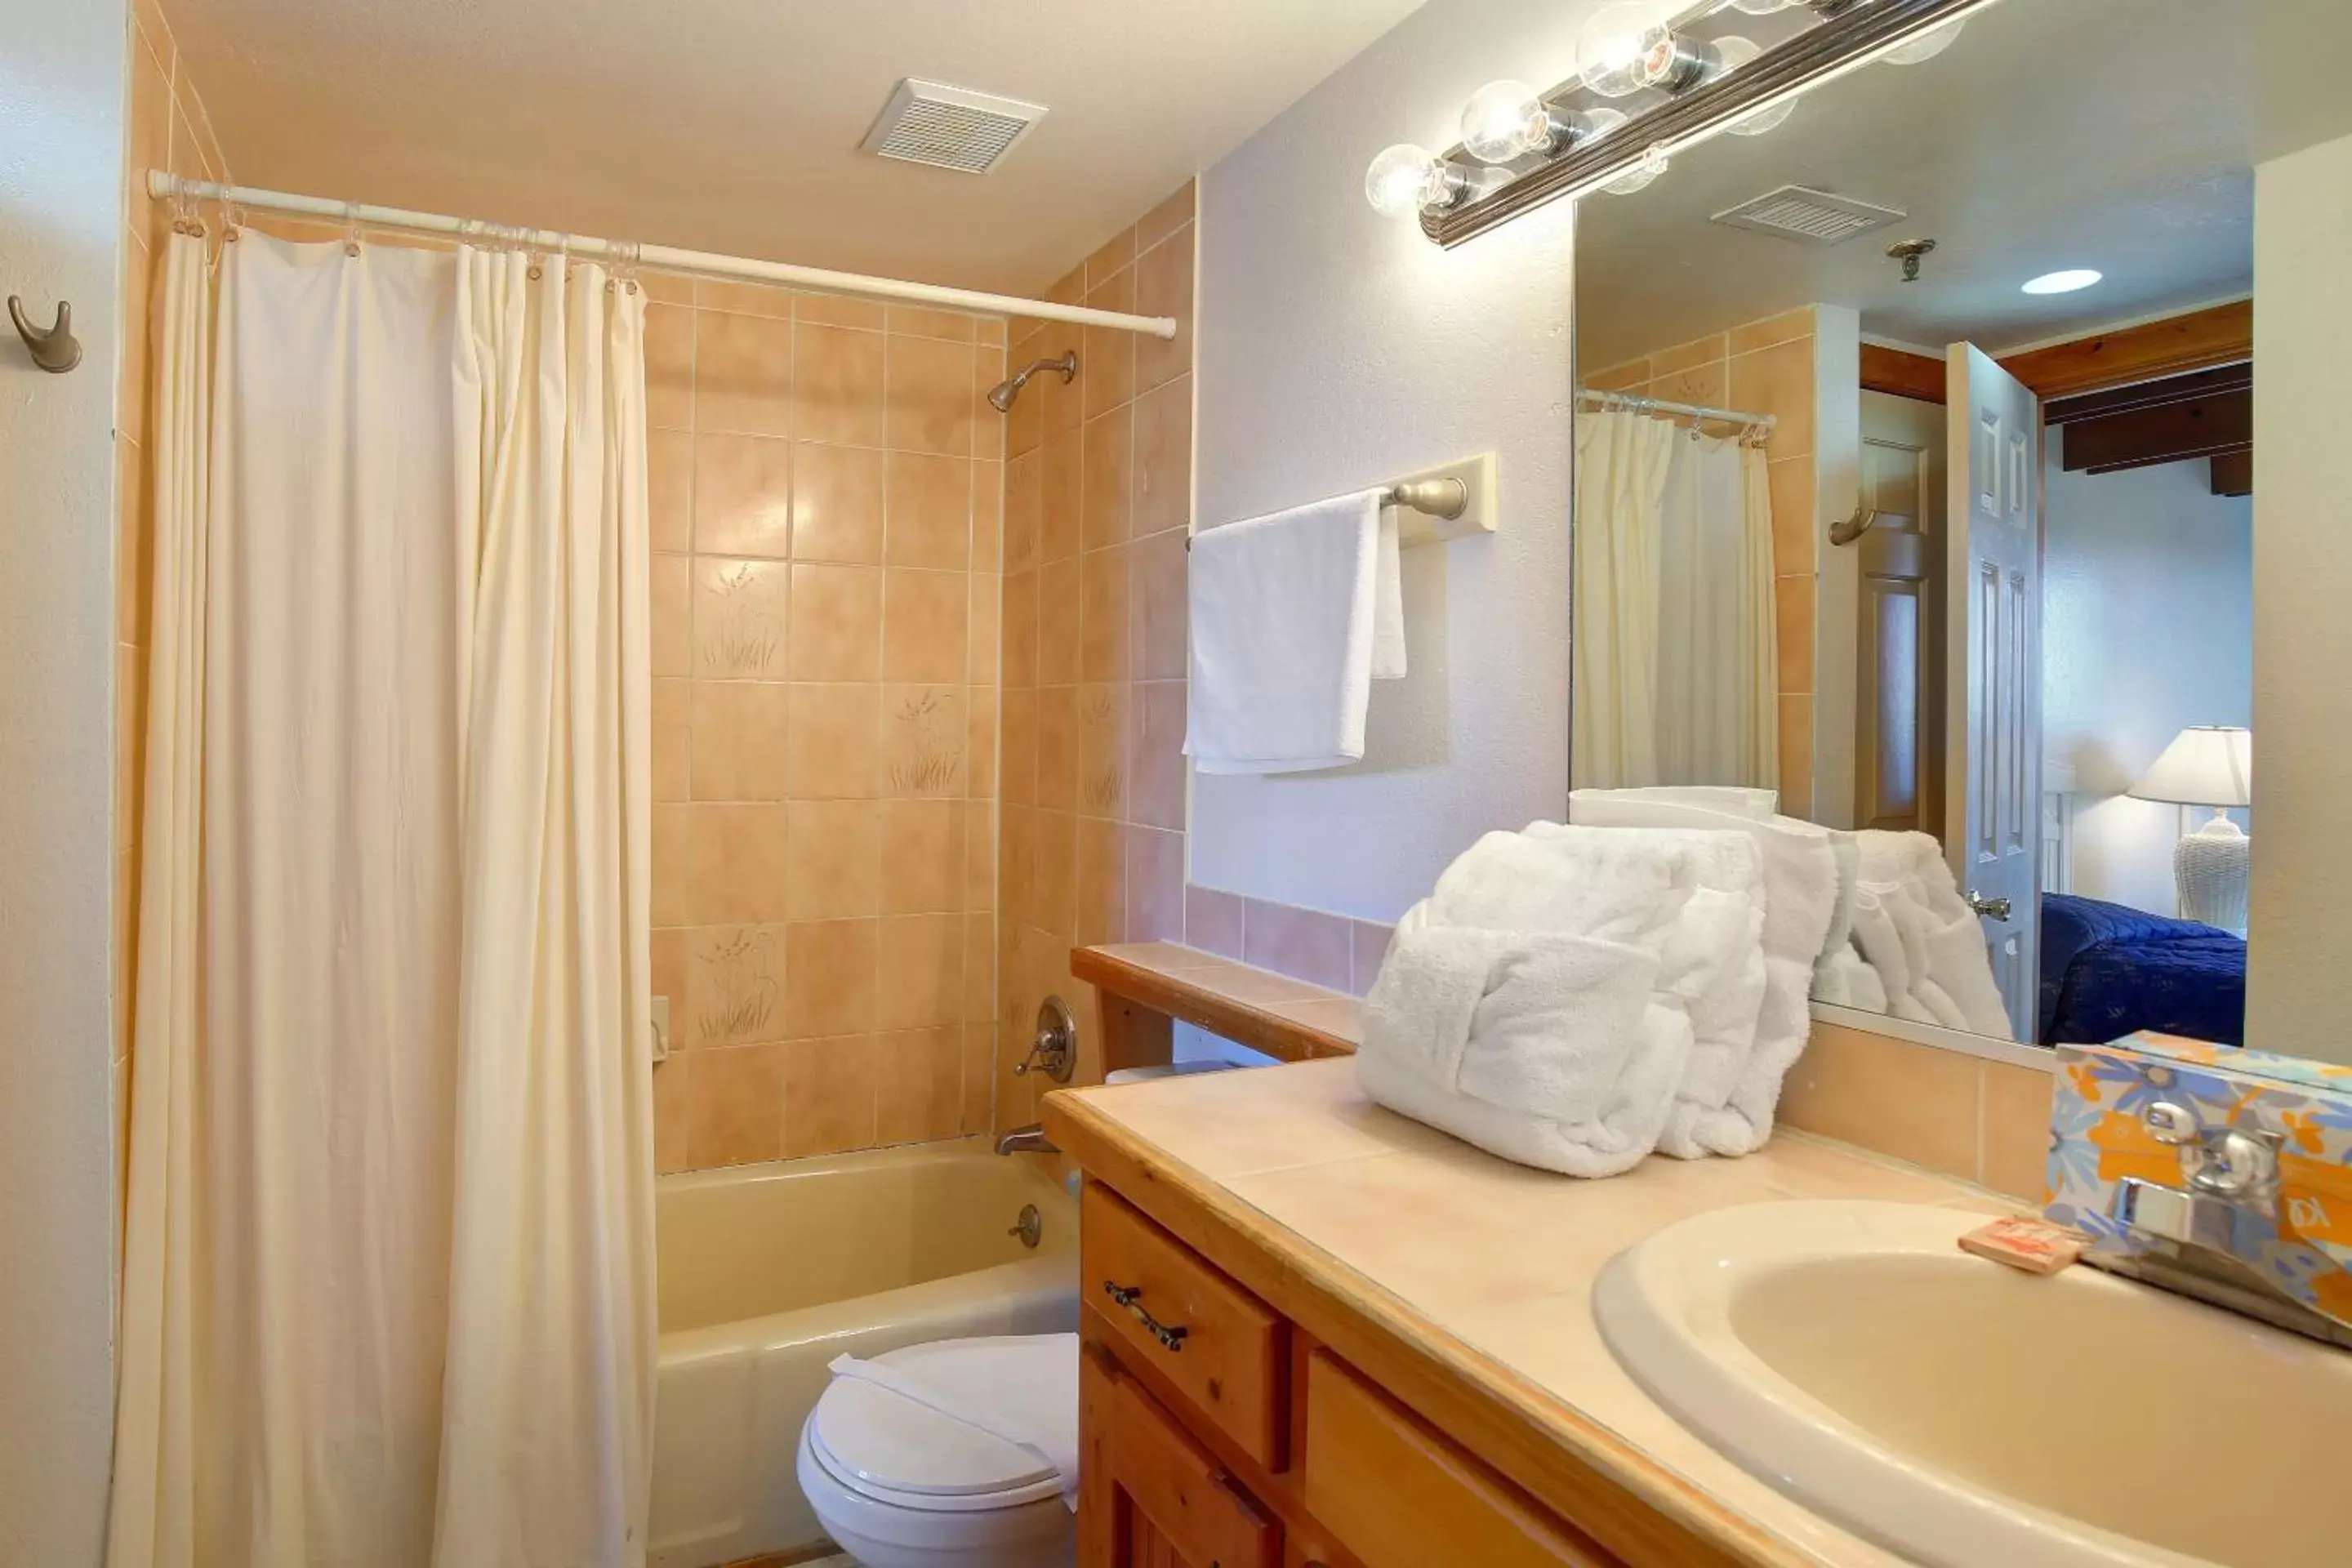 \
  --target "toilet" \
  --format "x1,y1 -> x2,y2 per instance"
796,1334 -> 1080,1568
